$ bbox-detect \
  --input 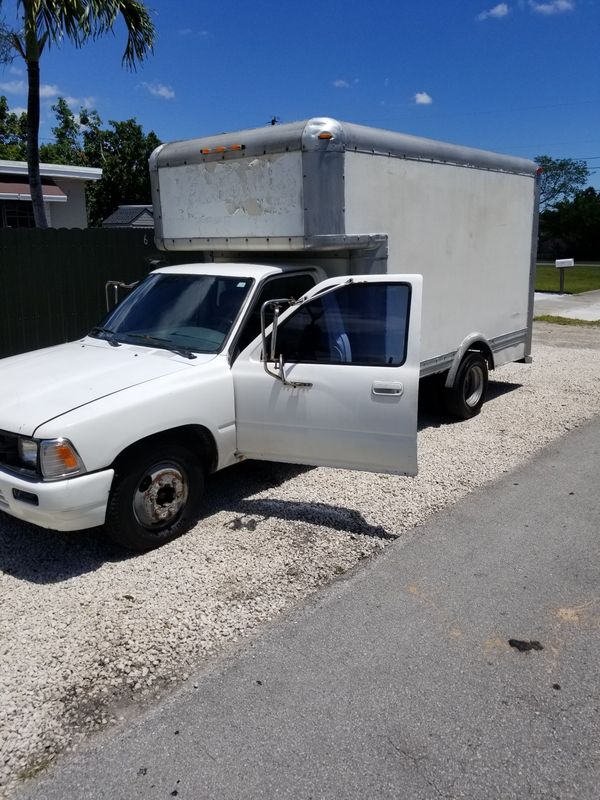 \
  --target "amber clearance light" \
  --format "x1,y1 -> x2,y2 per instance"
200,144 -> 245,155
